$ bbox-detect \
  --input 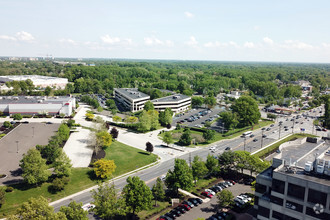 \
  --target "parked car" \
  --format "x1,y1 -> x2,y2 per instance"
204,189 -> 215,195
234,197 -> 246,205
82,203 -> 95,211
240,194 -> 252,202
201,191 -> 213,198
170,209 -> 181,217
266,127 -> 271,131
165,212 -> 176,219
182,200 -> 194,208
188,198 -> 199,206
175,206 -> 186,214
229,180 -> 236,185
179,204 -> 191,211
250,134 -> 255,138
210,186 -> 221,193
193,197 -> 203,204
